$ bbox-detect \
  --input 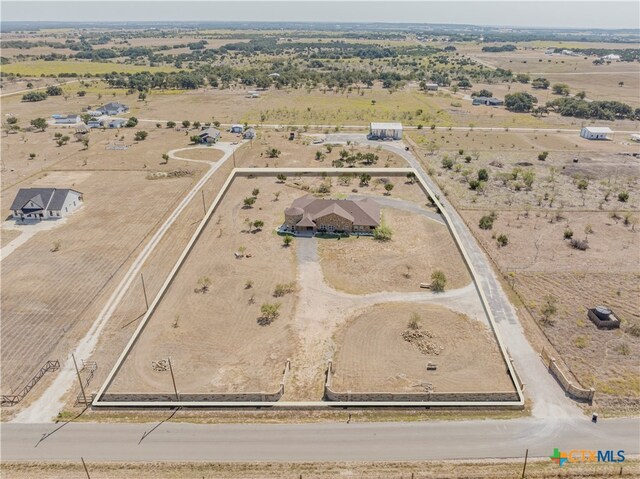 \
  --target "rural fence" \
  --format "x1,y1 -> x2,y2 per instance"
1,360 -> 60,406
541,349 -> 595,403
